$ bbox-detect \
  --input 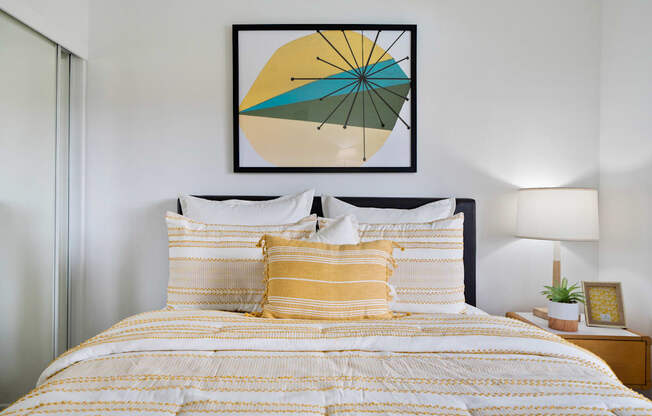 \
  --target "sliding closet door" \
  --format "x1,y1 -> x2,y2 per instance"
0,10 -> 58,405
